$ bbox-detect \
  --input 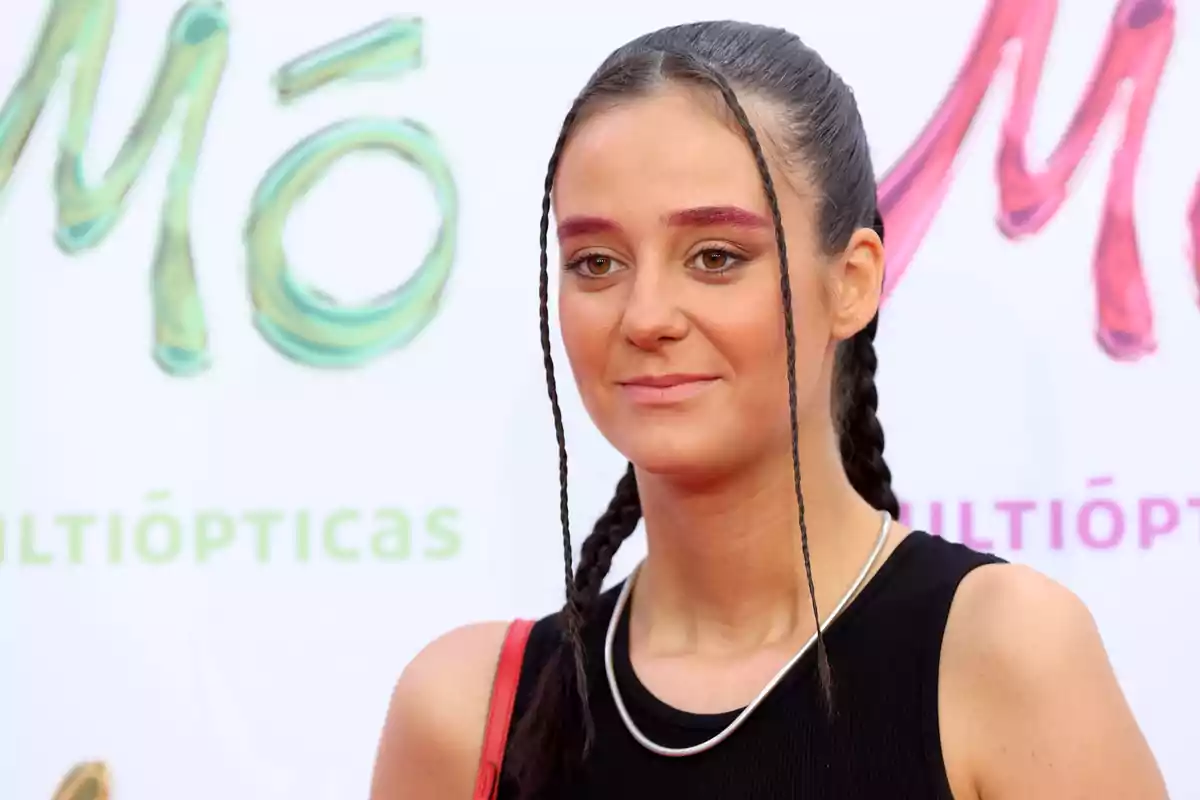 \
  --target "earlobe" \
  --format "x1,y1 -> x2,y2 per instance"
829,226 -> 885,341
